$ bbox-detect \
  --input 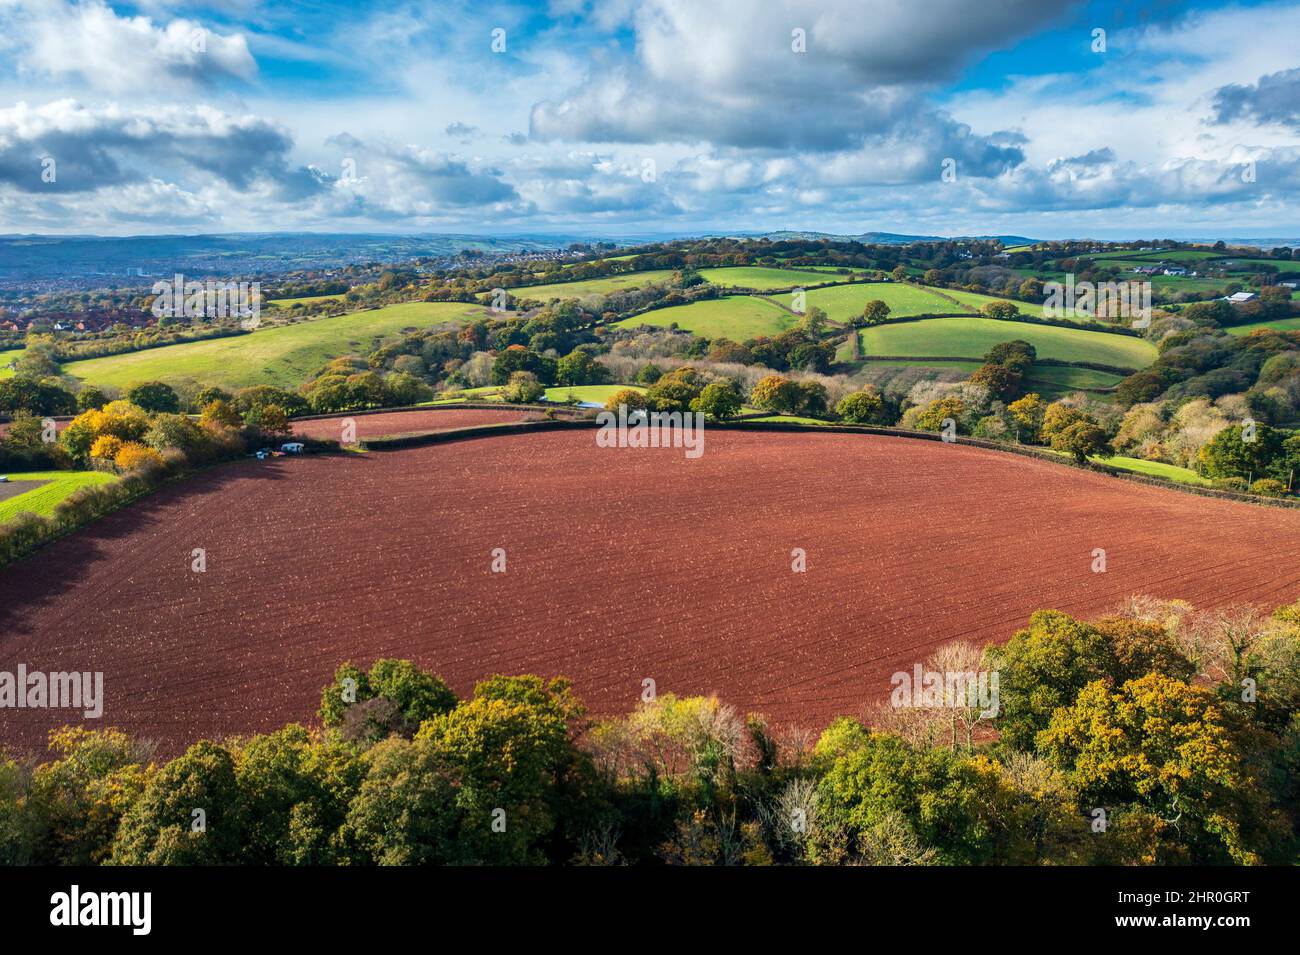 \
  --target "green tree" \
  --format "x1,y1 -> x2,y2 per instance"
76,387 -> 109,412
980,300 -> 1021,321
860,300 -> 891,326
987,611 -> 1194,752
1007,393 -> 1046,442
0,377 -> 77,416
645,367 -> 706,412
1199,423 -> 1286,483
502,371 -> 545,404
1050,419 -> 1111,464
556,349 -> 605,387
749,374 -> 801,414
690,380 -> 743,420
912,396 -> 965,432
125,381 -> 180,414
1039,674 -> 1283,864
603,388 -> 648,412
836,387 -> 884,424
319,659 -> 457,743
111,741 -> 248,864
245,402 -> 291,436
